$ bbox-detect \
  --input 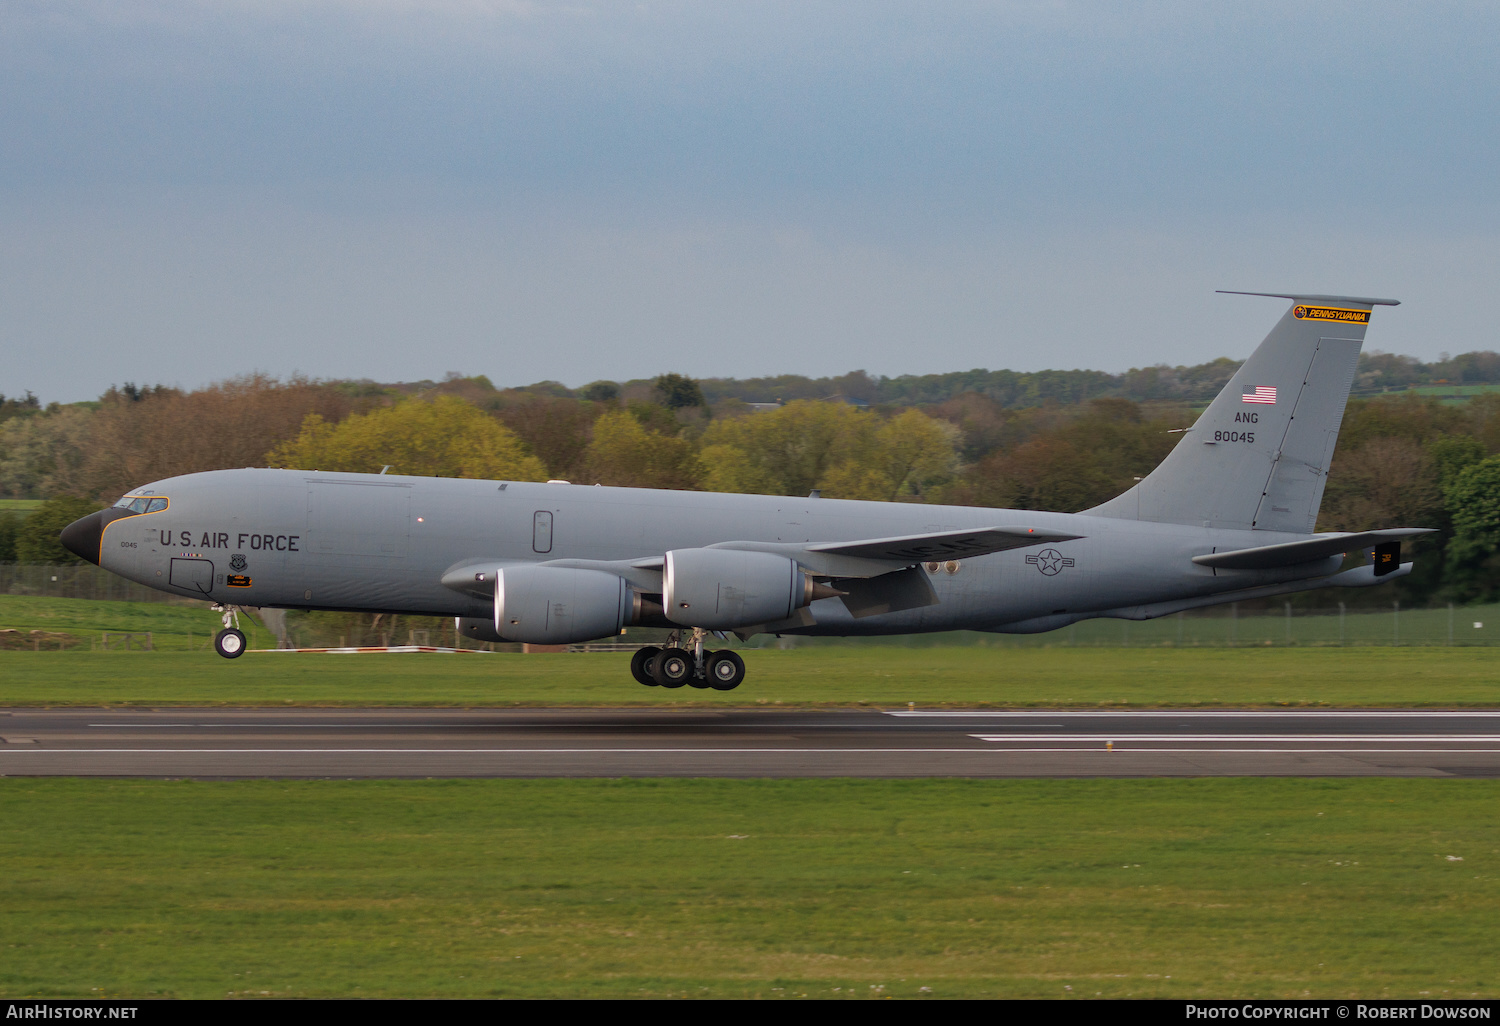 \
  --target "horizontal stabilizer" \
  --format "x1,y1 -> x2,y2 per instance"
807,526 -> 1083,563
1192,529 -> 1433,570
1216,291 -> 1400,307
